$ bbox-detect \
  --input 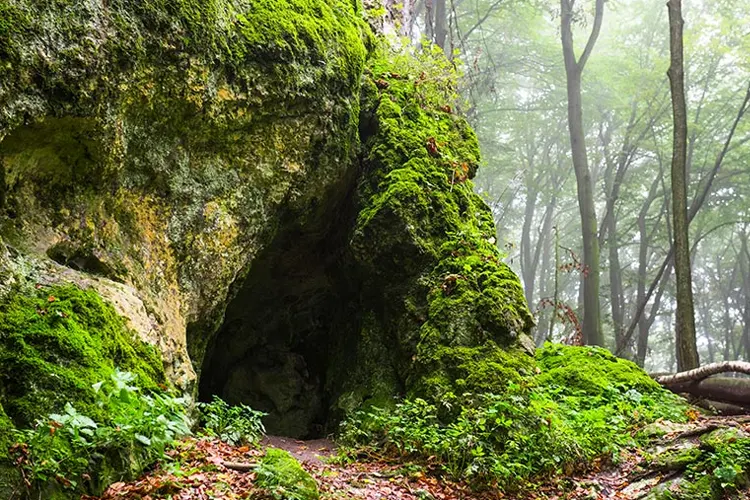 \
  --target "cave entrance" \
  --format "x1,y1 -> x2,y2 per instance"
198,198 -> 359,439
